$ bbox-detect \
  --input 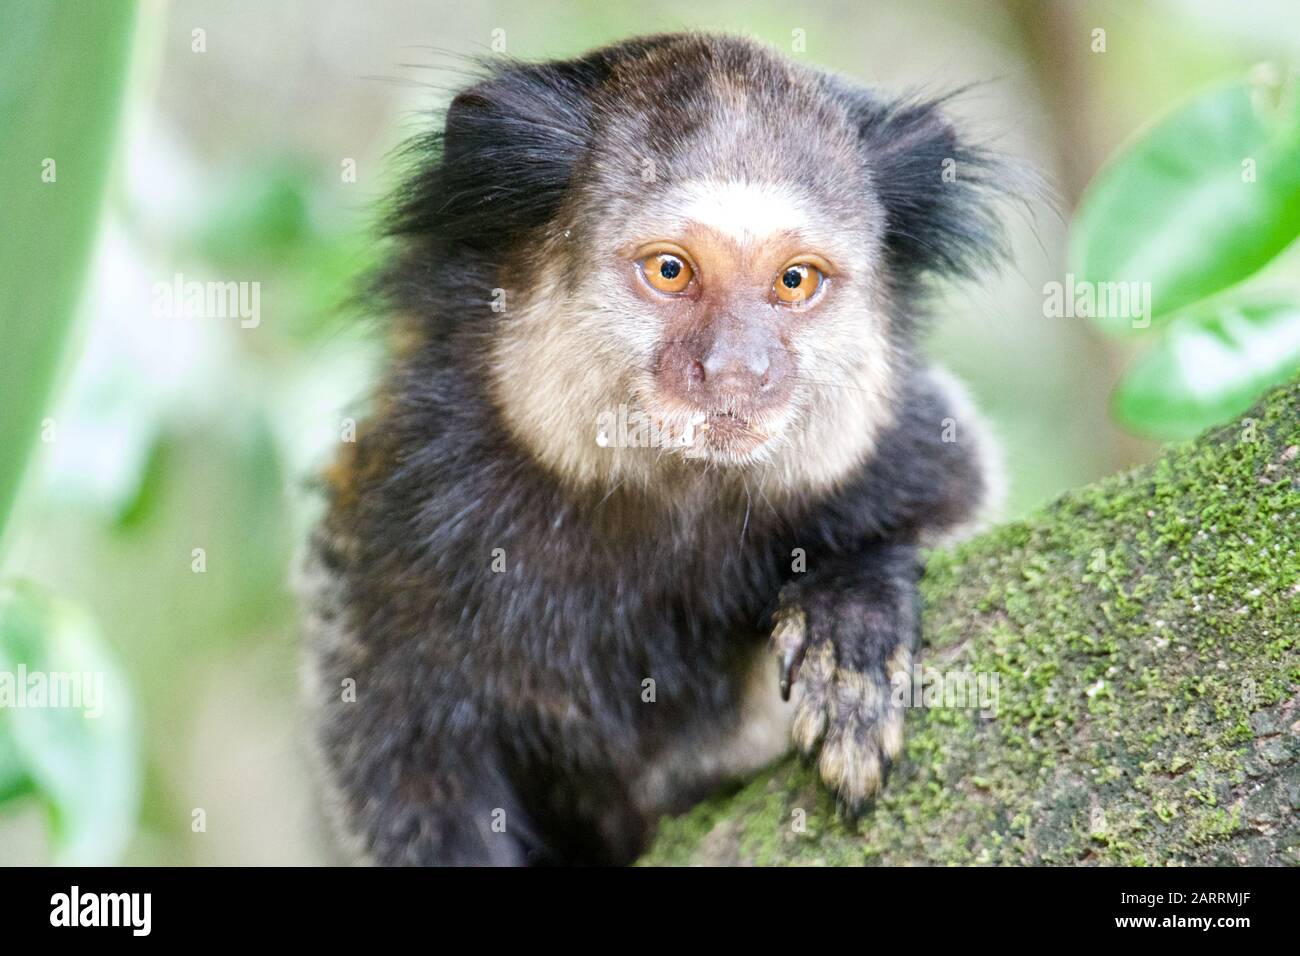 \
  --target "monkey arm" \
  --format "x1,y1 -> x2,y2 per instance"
761,365 -> 1000,810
